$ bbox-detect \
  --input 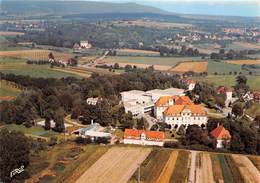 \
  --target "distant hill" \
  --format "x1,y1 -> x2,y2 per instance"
1,0 -> 168,16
